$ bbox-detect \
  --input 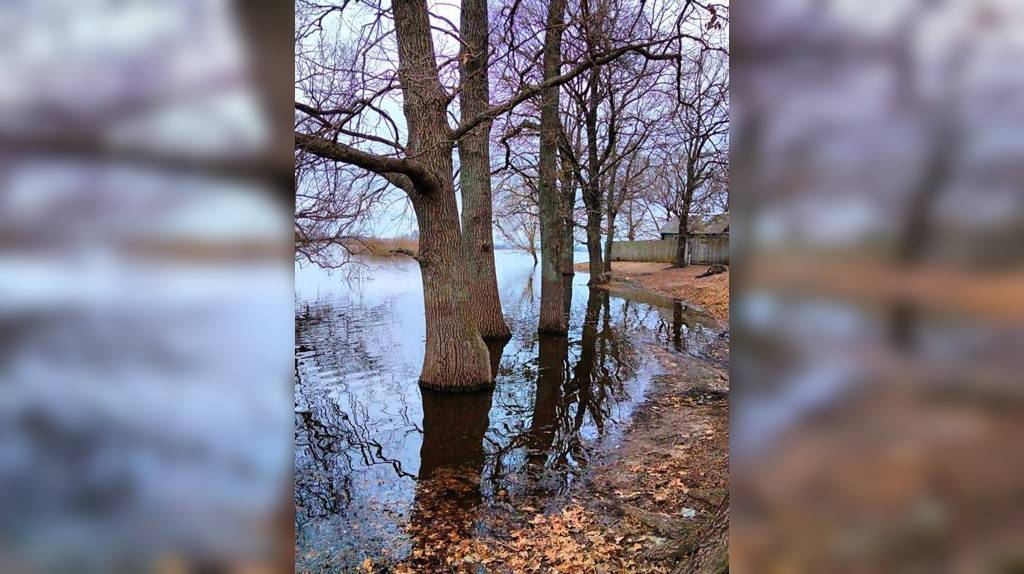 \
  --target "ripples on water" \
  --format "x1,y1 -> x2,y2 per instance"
294,251 -> 724,570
